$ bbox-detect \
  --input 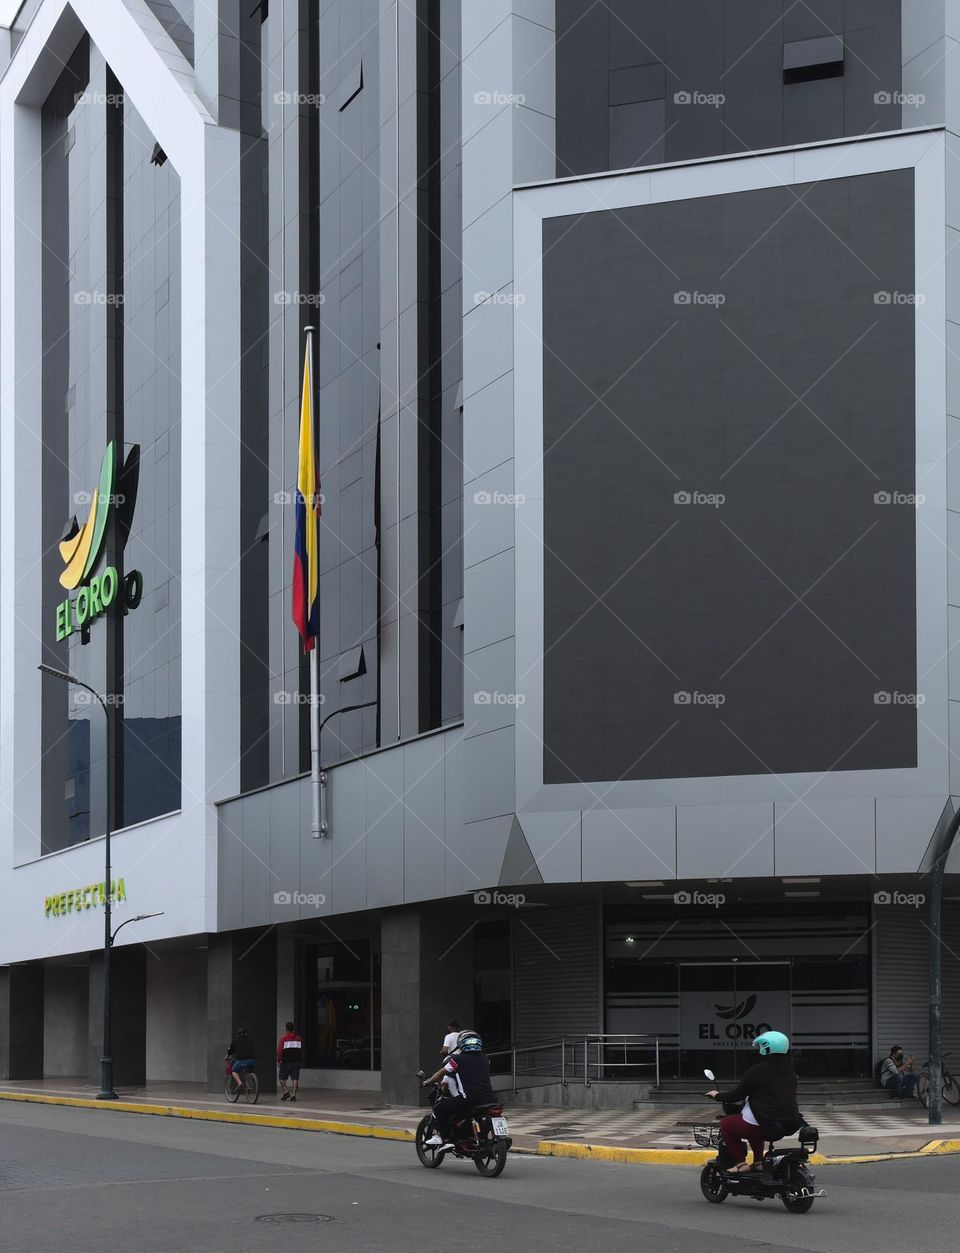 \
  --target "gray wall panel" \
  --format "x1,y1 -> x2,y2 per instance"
365,750 -> 405,907
402,735 -> 447,903
677,802 -> 775,878
774,797 -> 876,877
582,806 -> 677,881
240,789 -> 271,923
